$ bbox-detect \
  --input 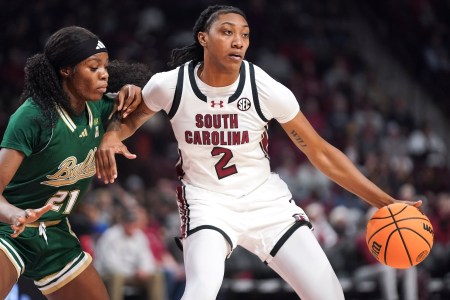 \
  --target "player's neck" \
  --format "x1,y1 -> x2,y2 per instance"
198,62 -> 240,87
